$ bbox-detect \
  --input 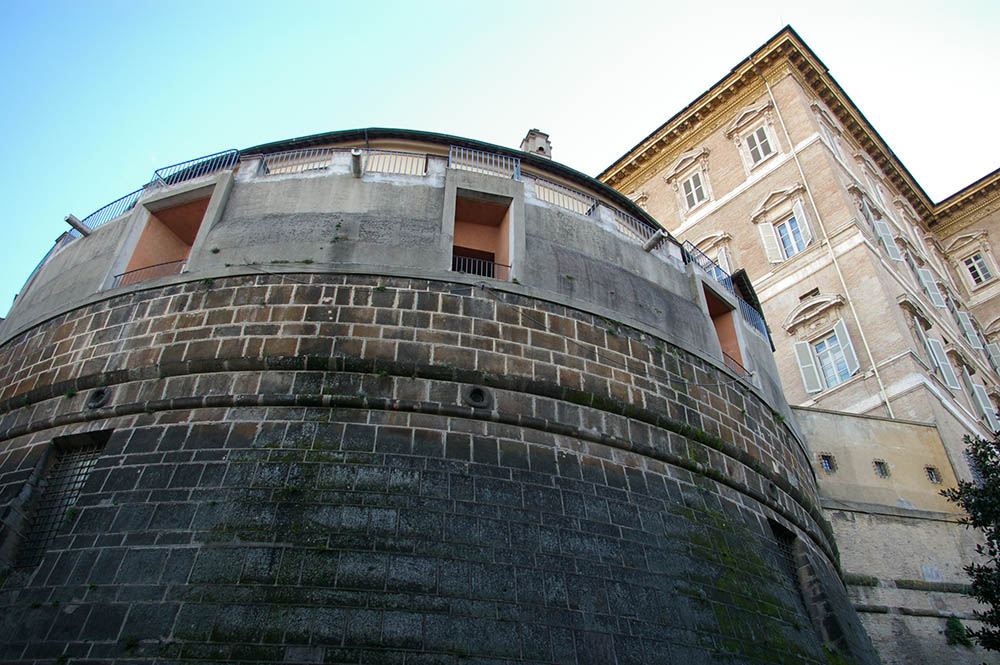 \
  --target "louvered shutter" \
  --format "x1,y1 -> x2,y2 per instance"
833,318 -> 860,376
759,223 -> 782,263
874,220 -> 903,261
793,200 -> 813,247
928,338 -> 961,389
914,318 -> 934,366
957,312 -> 984,349
986,343 -> 1000,372
972,383 -> 1000,432
795,341 -> 824,393
917,268 -> 947,308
